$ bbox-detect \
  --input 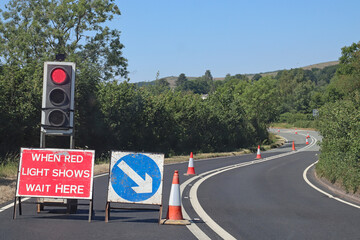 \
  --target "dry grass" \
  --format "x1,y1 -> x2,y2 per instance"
165,150 -> 253,165
270,124 -> 317,131
0,177 -> 17,204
